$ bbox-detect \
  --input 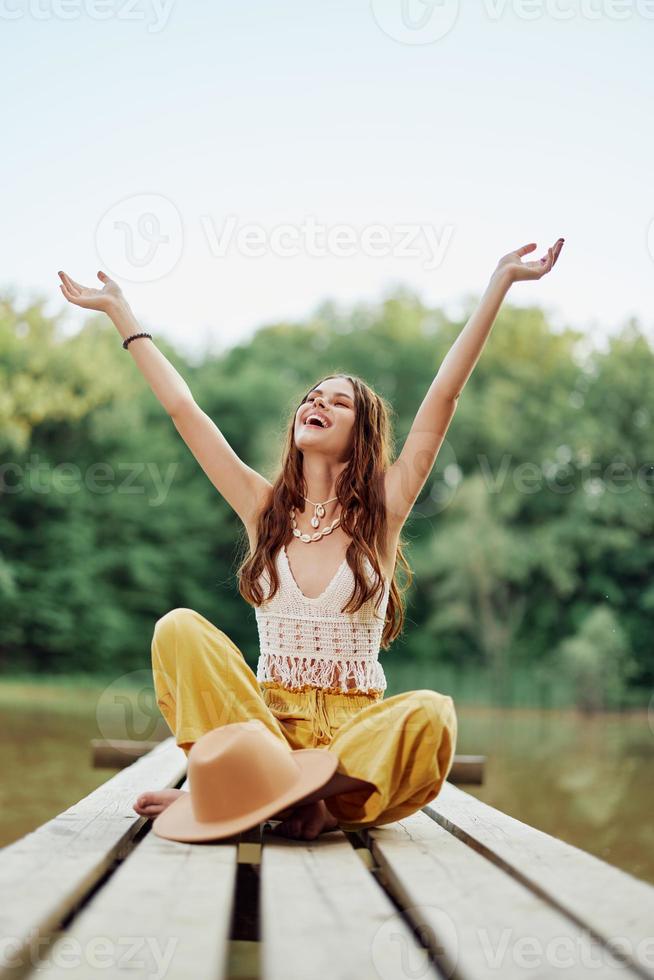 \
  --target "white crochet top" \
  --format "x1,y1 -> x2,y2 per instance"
254,545 -> 390,695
